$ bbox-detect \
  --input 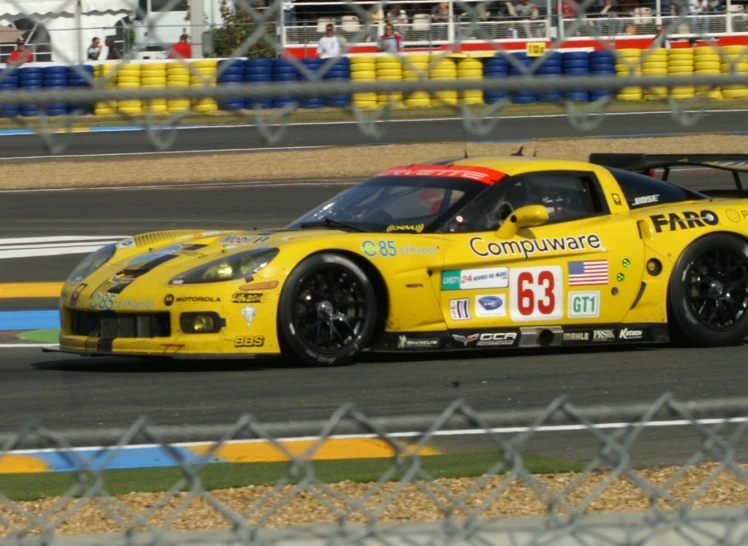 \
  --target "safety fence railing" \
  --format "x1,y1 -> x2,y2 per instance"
0,393 -> 747,545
